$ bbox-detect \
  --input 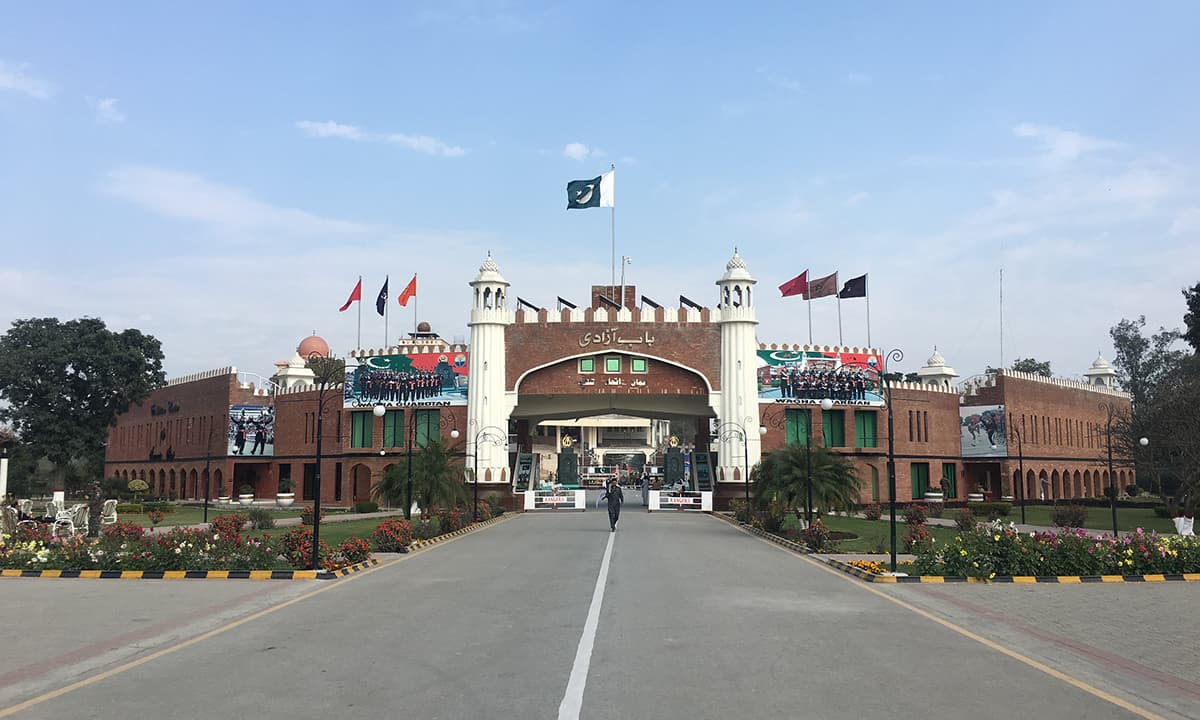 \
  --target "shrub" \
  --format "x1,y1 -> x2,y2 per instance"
862,503 -> 883,521
1125,484 -> 1141,497
335,537 -> 371,565
277,476 -> 293,494
372,518 -> 413,552
1051,504 -> 1088,528
729,499 -> 751,523
926,501 -> 944,519
436,508 -> 463,533
247,507 -> 276,530
903,522 -> 931,552
1153,505 -> 1172,518
955,507 -> 977,531
966,501 -> 1012,520
412,517 -> 442,540
1103,486 -> 1118,499
115,503 -> 144,514
474,501 -> 493,522
752,499 -> 787,533
101,520 -> 145,541
353,501 -> 379,514
142,501 -> 176,514
484,492 -> 505,517
799,518 -> 834,552
903,504 -> 928,526
210,513 -> 247,538
277,527 -> 331,569
301,506 -> 322,526
147,509 -> 165,526
239,485 -> 255,496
